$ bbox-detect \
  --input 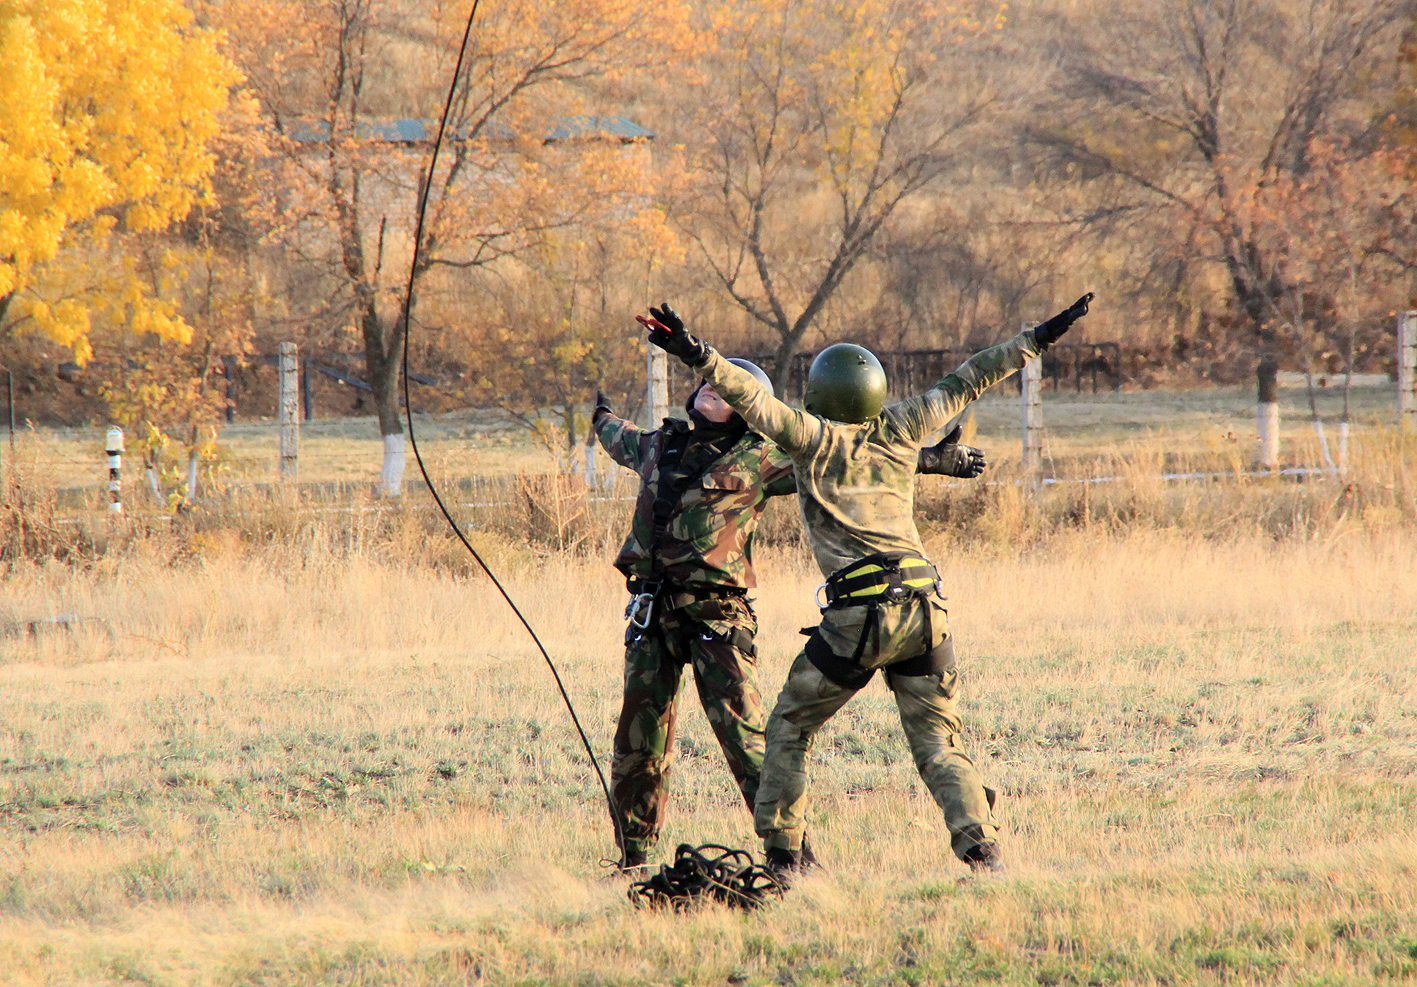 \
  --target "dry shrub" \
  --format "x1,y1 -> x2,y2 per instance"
3,427 -> 1414,583
915,425 -> 1417,551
